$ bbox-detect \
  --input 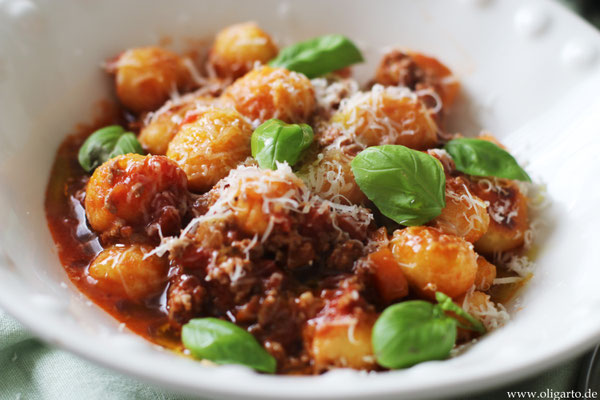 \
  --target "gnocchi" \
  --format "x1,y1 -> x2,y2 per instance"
88,244 -> 168,301
330,85 -> 439,149
430,176 -> 490,243
85,154 -> 189,237
307,309 -> 377,371
390,226 -> 478,299
375,50 -> 460,114
166,107 -> 253,192
298,145 -> 367,205
222,65 -> 316,124
139,95 -> 225,155
209,22 -> 278,78
471,179 -> 529,254
110,47 -> 192,113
